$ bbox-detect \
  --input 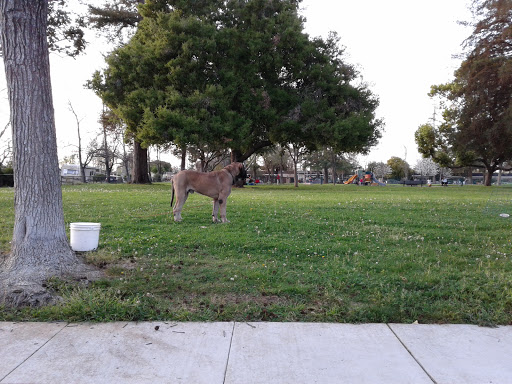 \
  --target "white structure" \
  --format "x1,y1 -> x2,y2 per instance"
60,164 -> 101,183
